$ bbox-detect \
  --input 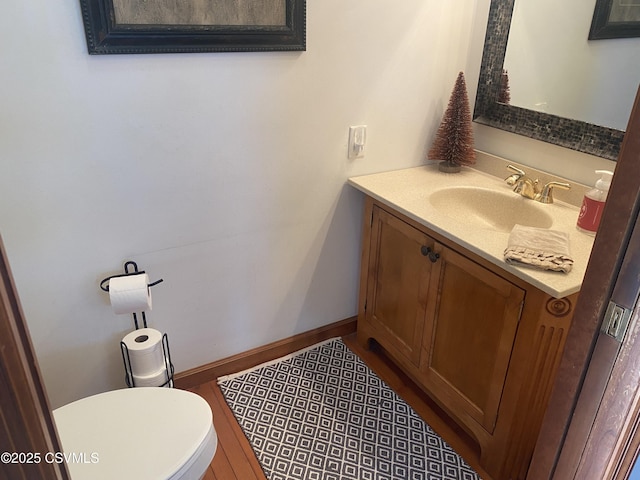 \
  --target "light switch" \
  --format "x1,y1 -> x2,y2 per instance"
348,125 -> 367,159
